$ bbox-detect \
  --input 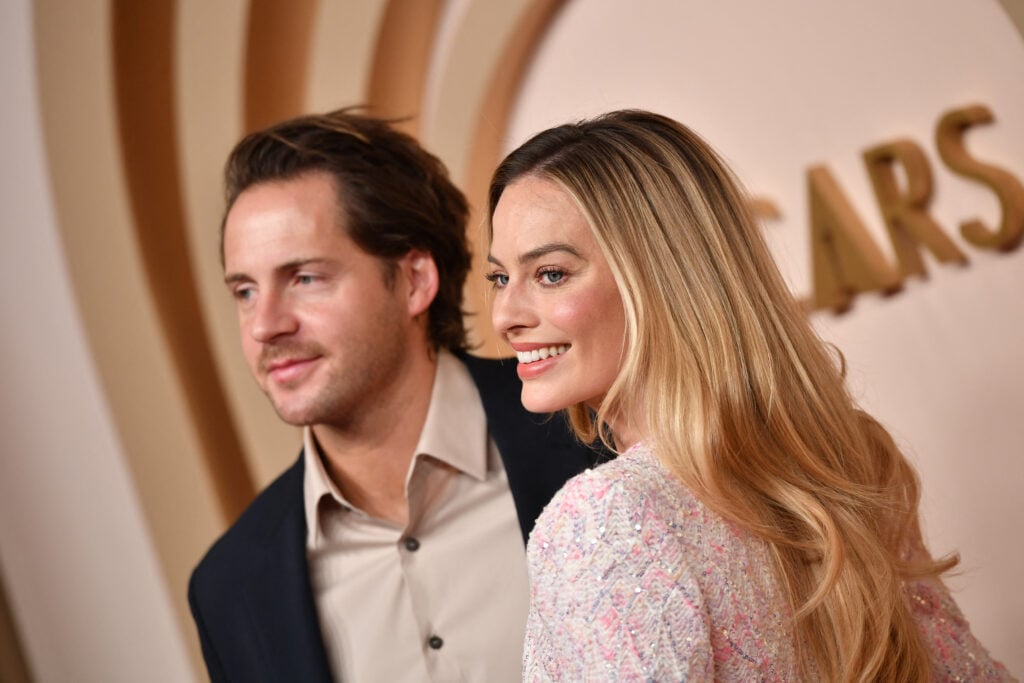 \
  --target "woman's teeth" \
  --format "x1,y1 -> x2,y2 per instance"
516,345 -> 569,364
